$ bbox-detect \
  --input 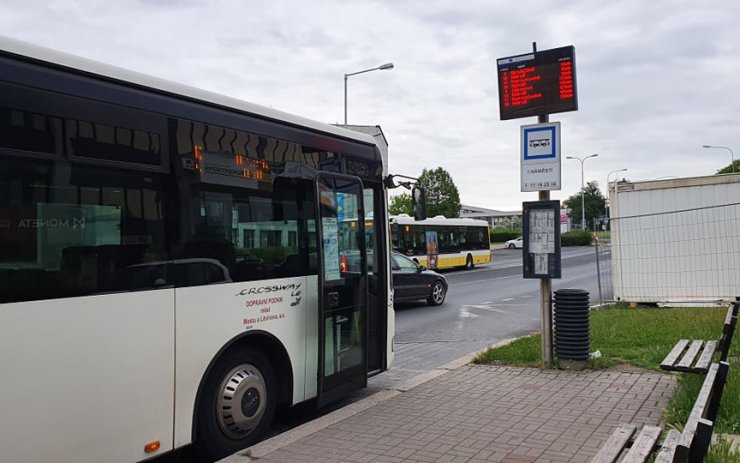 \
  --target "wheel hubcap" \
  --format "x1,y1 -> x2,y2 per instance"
433,284 -> 444,303
216,364 -> 267,440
